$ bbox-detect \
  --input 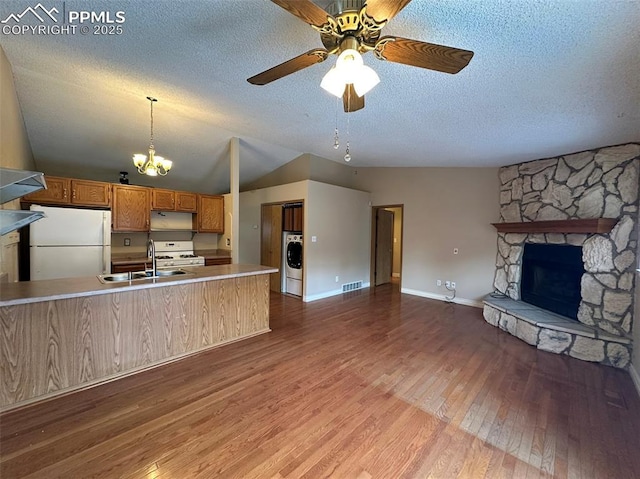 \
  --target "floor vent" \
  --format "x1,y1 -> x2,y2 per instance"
342,281 -> 363,292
